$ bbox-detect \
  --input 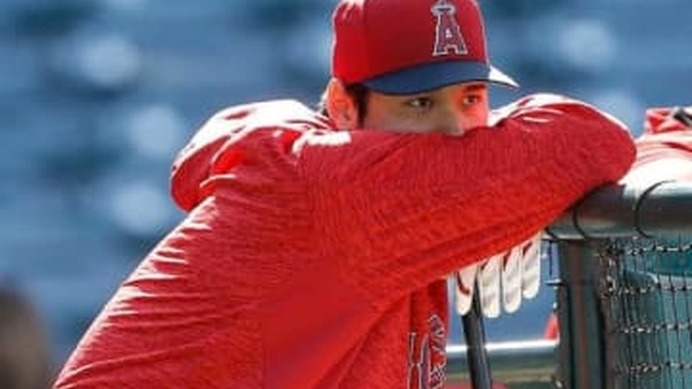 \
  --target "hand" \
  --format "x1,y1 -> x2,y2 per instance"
455,232 -> 543,318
